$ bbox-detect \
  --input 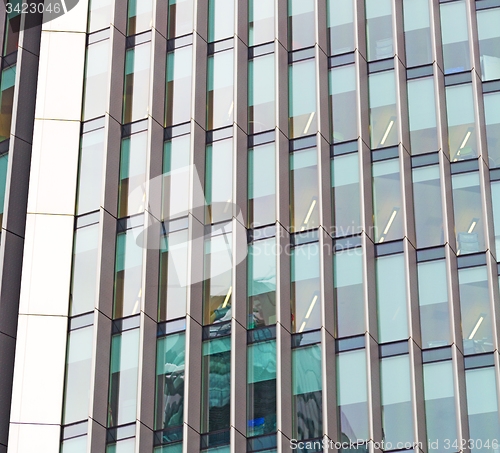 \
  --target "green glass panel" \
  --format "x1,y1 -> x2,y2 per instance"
402,0 -> 432,67
440,0 -> 471,74
289,59 -> 316,138
369,70 -> 398,149
365,0 -> 393,61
